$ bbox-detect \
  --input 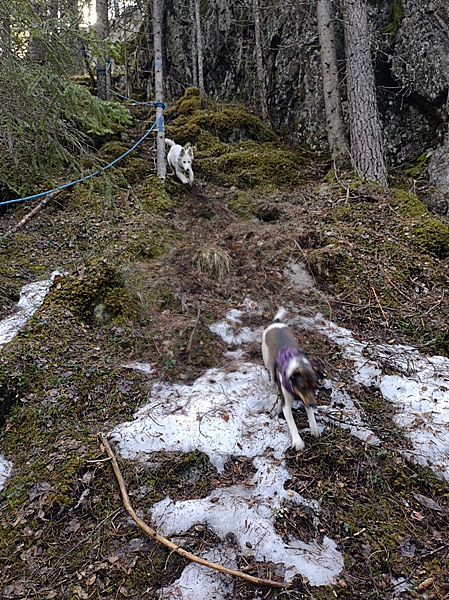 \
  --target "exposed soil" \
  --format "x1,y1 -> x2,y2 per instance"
0,92 -> 448,599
